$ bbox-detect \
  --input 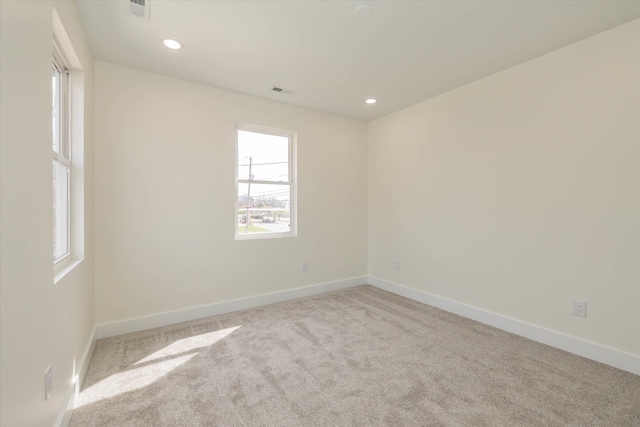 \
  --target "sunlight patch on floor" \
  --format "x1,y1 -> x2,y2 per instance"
135,326 -> 241,365
76,326 -> 241,408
